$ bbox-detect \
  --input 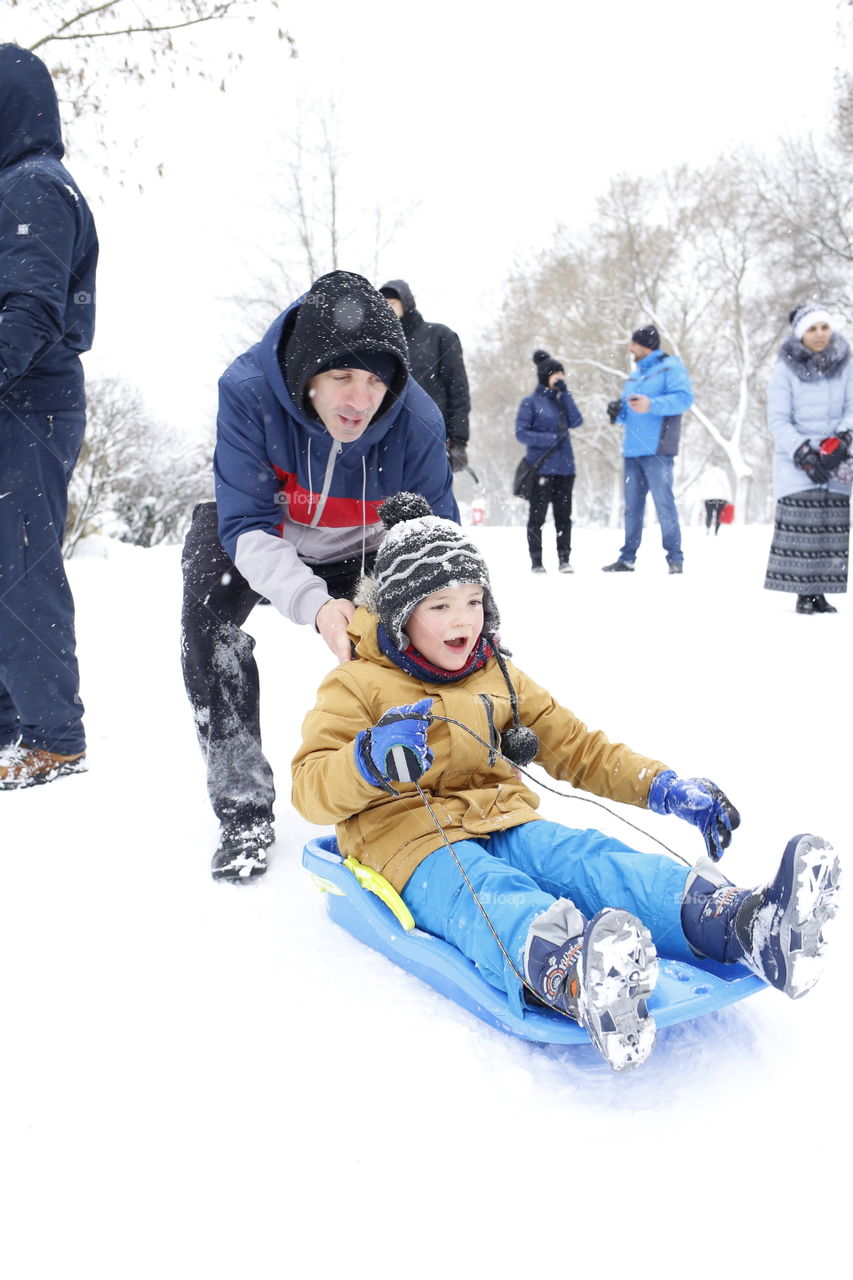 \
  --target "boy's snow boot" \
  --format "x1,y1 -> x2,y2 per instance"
525,900 -> 658,1071
0,746 -> 86,790
681,834 -> 841,998
558,557 -> 574,574
531,561 -> 546,574
211,818 -> 275,883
